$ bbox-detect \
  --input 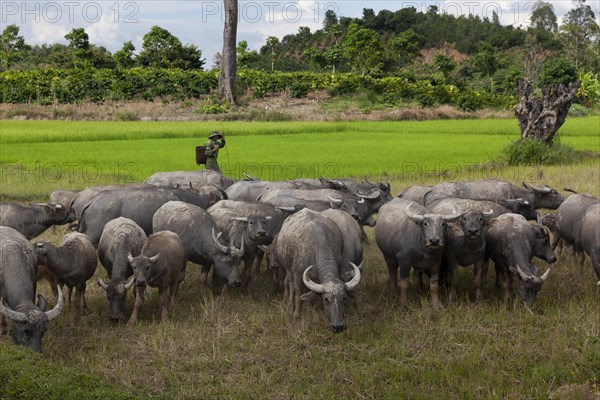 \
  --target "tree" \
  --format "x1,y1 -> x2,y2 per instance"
342,22 -> 383,75
113,41 -> 136,69
219,0 -> 238,104
65,28 -> 92,67
530,1 -> 558,32
323,10 -> 339,32
266,36 -> 279,72
387,29 -> 421,68
236,41 -> 260,68
138,26 -> 204,69
560,0 -> 599,69
0,24 -> 28,70
433,54 -> 456,80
